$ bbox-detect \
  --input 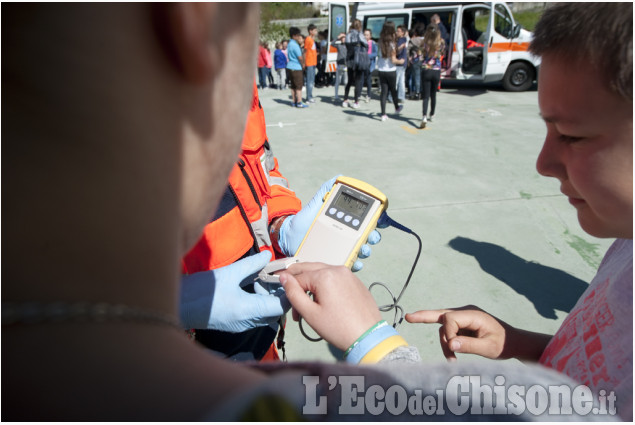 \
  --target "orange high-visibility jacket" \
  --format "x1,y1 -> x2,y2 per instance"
182,83 -> 302,274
